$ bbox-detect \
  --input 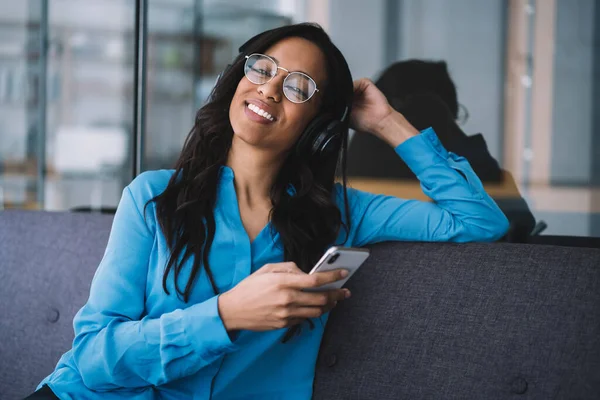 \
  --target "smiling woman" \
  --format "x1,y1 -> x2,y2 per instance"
30,23 -> 508,400
230,36 -> 326,152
